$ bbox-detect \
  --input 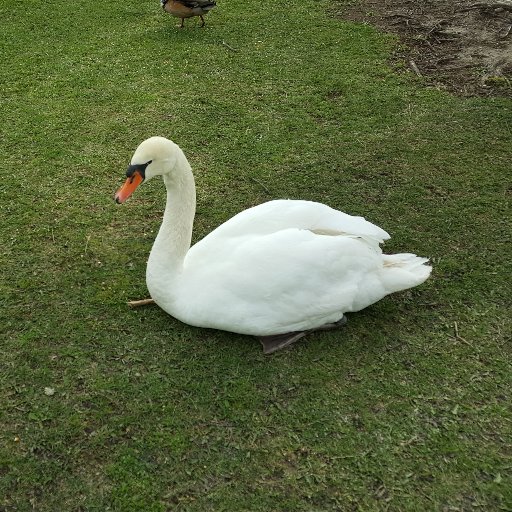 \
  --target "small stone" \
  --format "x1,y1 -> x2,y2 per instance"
44,387 -> 55,396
